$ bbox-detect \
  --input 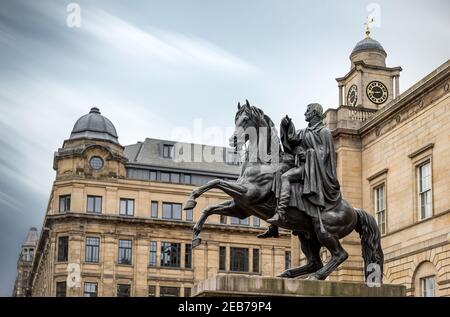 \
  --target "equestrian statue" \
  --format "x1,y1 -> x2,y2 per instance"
183,100 -> 383,282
